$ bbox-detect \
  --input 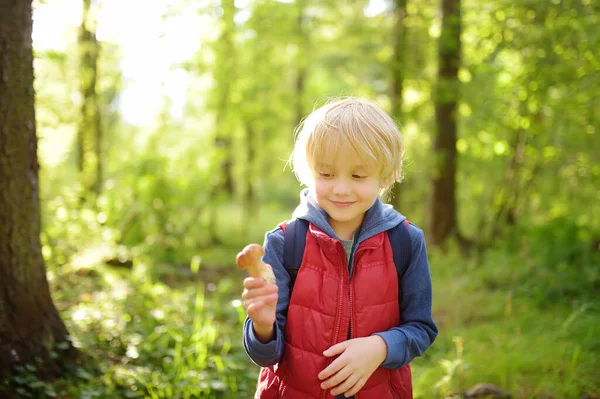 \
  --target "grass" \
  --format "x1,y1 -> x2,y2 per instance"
6,237 -> 599,398
412,247 -> 600,398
